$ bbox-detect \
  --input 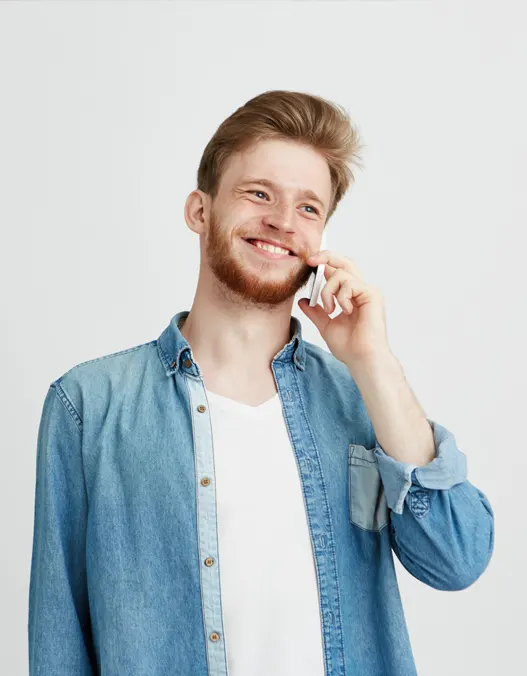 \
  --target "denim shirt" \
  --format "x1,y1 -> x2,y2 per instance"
28,310 -> 494,676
